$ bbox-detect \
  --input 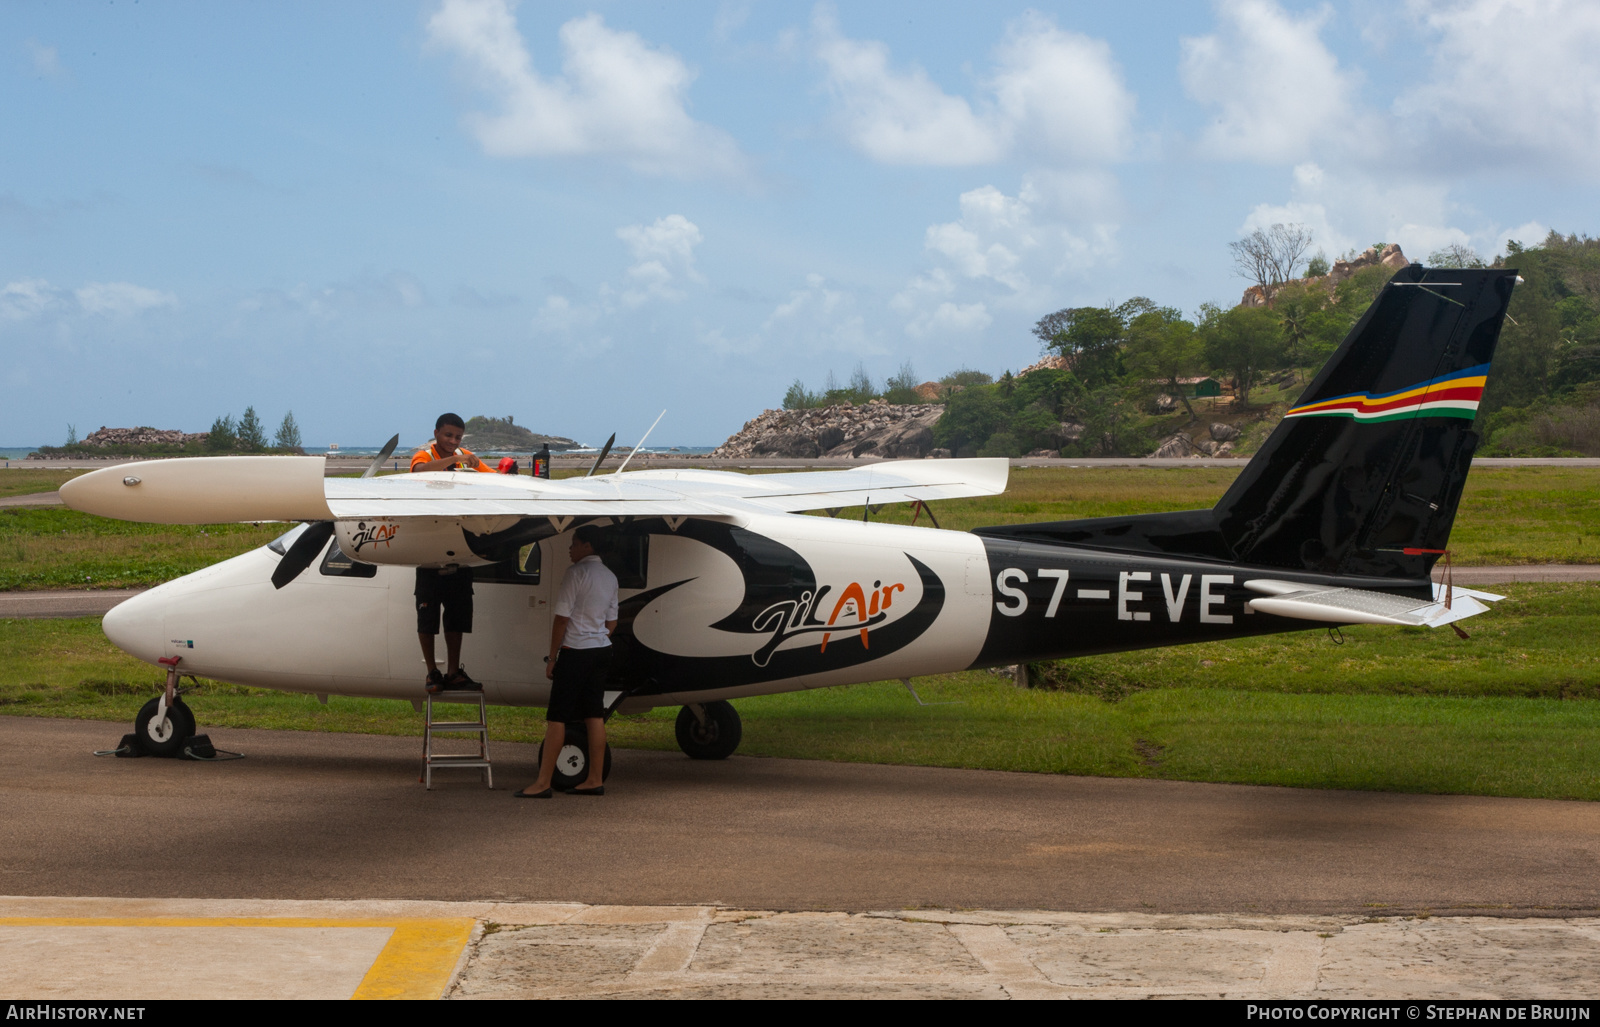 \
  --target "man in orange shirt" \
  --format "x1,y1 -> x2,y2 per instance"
409,413 -> 497,693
